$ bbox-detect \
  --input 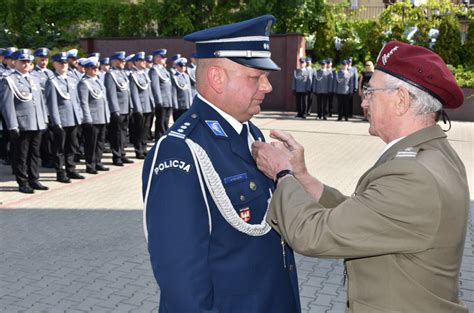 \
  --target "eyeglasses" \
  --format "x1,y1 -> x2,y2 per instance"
362,86 -> 399,98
